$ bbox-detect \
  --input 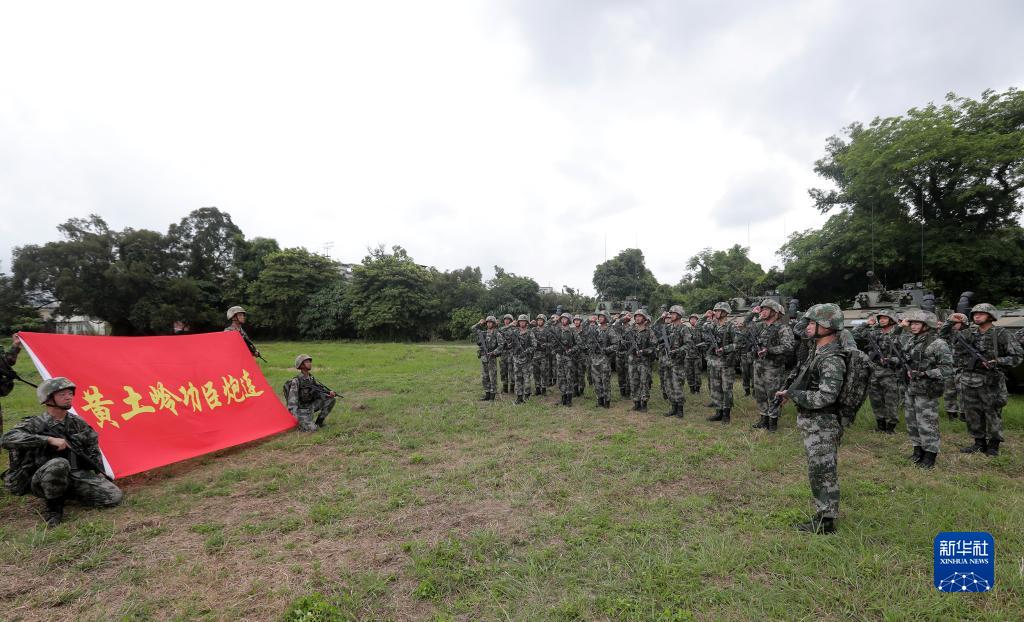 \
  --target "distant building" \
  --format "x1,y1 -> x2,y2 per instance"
538,286 -> 554,295
38,303 -> 110,335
